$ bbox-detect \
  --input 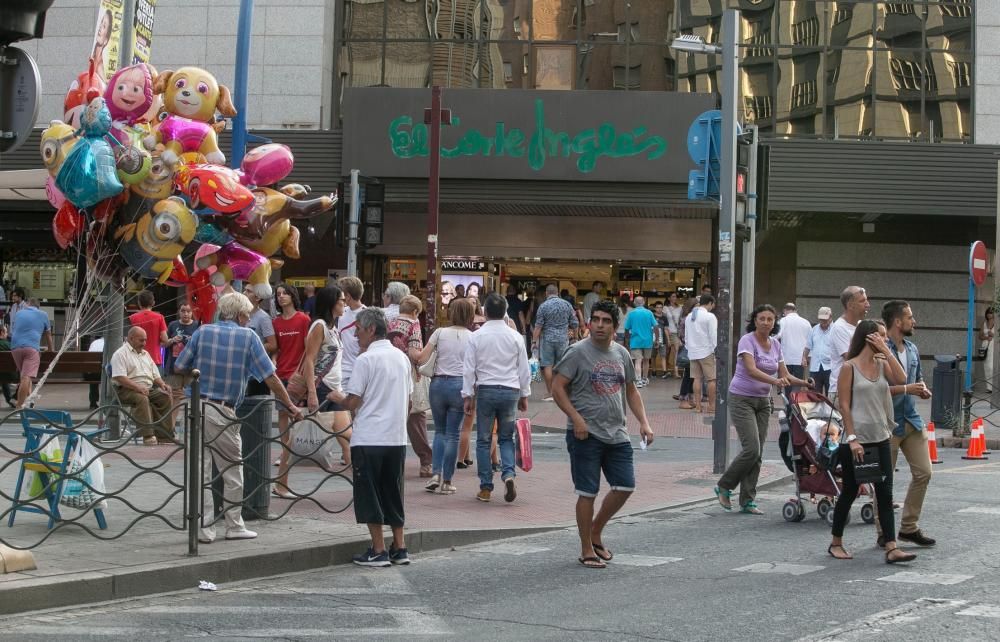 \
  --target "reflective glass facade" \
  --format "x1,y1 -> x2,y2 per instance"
335,0 -> 973,141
